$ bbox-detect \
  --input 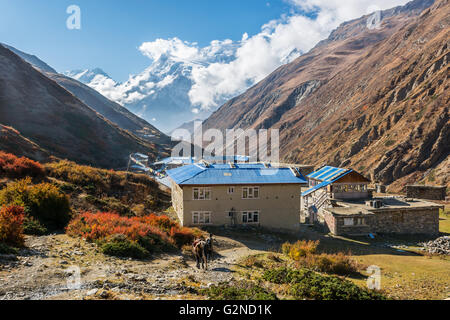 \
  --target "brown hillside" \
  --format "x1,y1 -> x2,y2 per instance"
46,72 -> 173,151
204,0 -> 449,192
0,124 -> 51,162
0,45 -> 159,169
